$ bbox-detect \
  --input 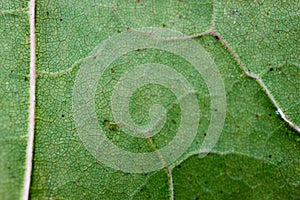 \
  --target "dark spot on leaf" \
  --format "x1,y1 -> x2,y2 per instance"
177,164 -> 181,168
204,181 -> 208,184
220,190 -> 223,193
162,24 -> 167,28
61,114 -> 65,118
24,77 -> 29,81
46,11 -> 49,15
110,68 -> 115,73
270,67 -> 274,71
60,18 -> 63,21
117,29 -> 122,33
269,114 -> 272,117
269,155 -> 272,158
255,114 -> 259,118
103,119 -> 109,126
232,9 -> 239,14
140,188 -> 143,191
214,108 -> 218,112
204,133 -> 207,136
109,123 -> 118,131
136,48 -> 141,52
150,93 -> 157,97
172,119 -> 177,124
215,35 -> 220,40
